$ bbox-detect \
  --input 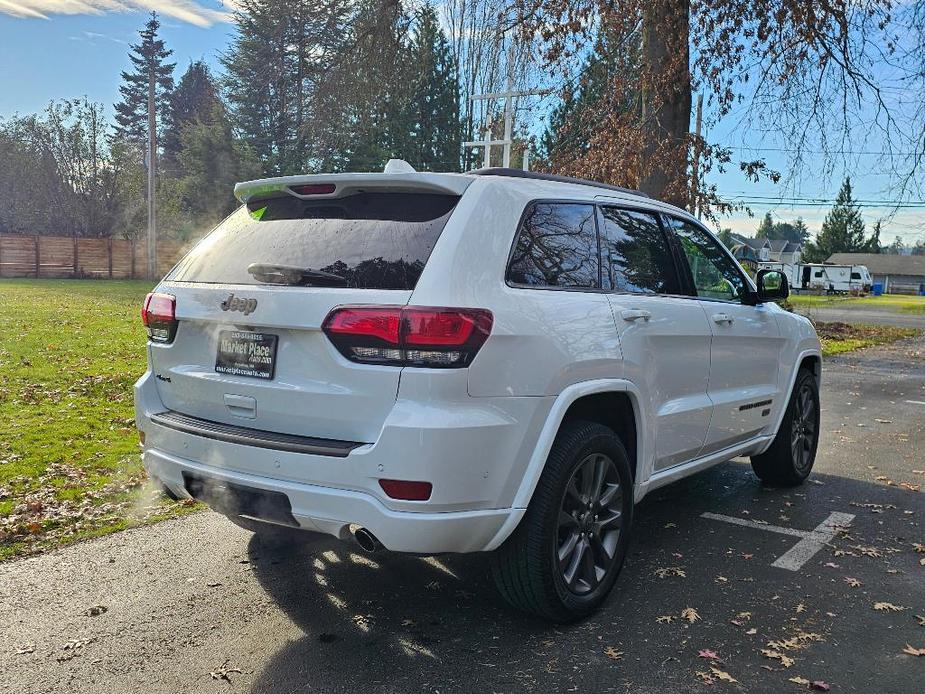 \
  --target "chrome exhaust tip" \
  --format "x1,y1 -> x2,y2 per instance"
353,527 -> 383,553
